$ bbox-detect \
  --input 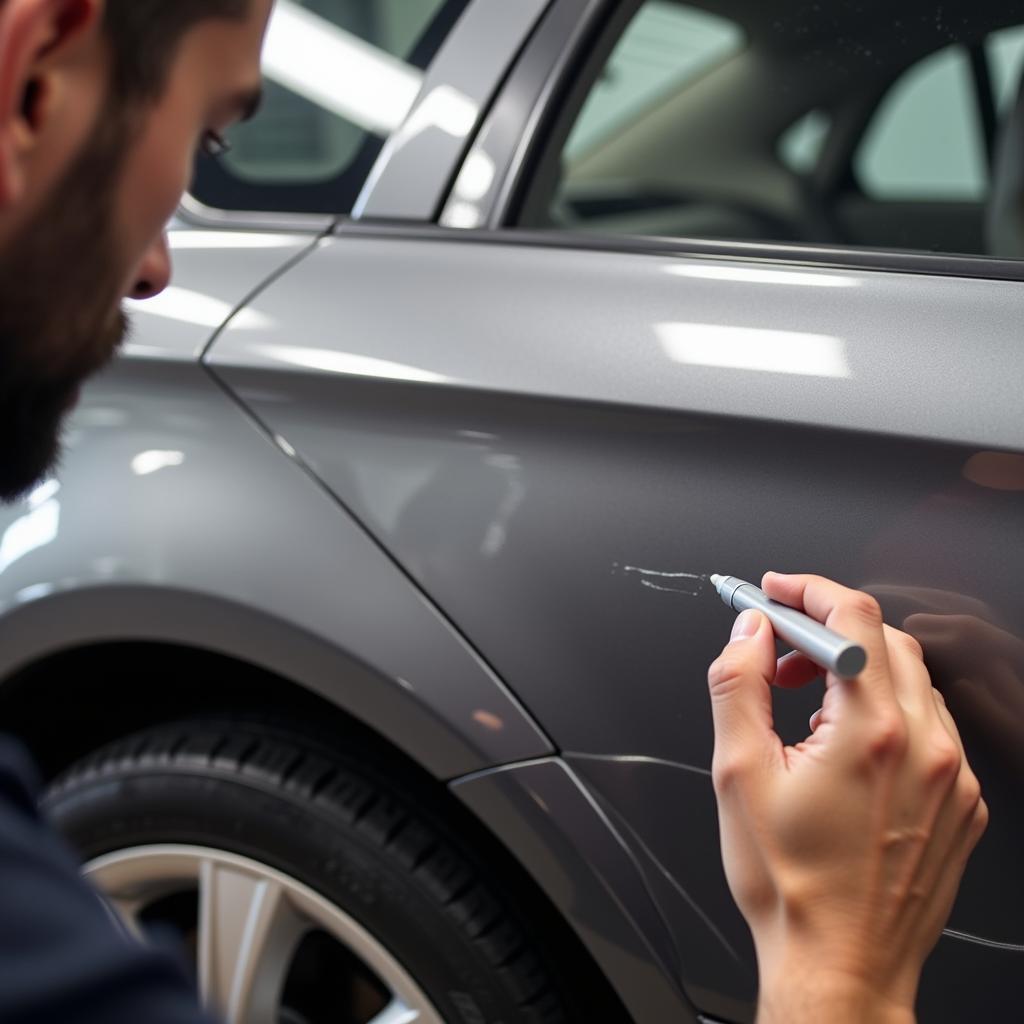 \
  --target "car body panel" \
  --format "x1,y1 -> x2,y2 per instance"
122,230 -> 319,362
210,231 -> 1024,450
449,757 -> 698,1024
0,354 -> 553,779
207,229 -> 1024,1017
